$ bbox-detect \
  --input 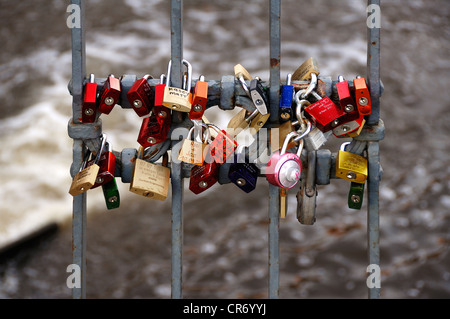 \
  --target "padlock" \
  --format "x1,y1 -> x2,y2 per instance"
87,136 -> 116,189
341,118 -> 366,138
69,135 -> 107,196
234,64 -> 253,83
189,161 -> 219,194
228,145 -> 259,193
291,57 -> 320,81
177,123 -> 211,166
154,74 -> 167,107
189,75 -> 208,120
82,74 -> 98,123
137,105 -> 171,147
162,59 -> 192,112
266,131 -> 304,189
303,91 -> 347,133
129,148 -> 170,200
207,123 -> 238,164
127,74 -> 153,117
336,75 -> 359,121
336,142 -> 368,183
332,115 -> 365,137
279,73 -> 294,122
348,181 -> 365,210
249,76 -> 268,115
353,76 -> 372,116
102,178 -> 120,210
98,74 -> 121,115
